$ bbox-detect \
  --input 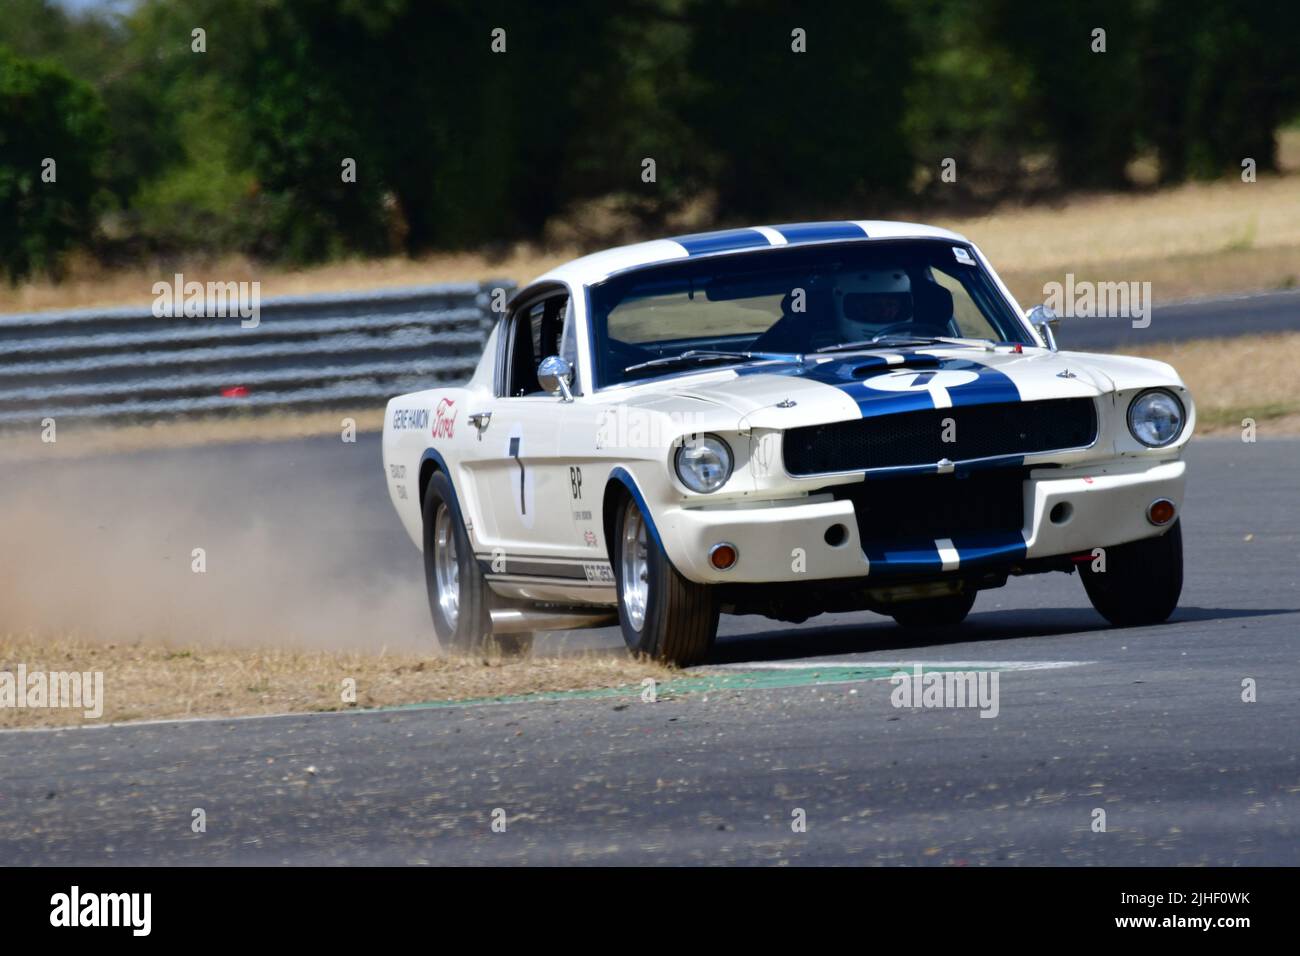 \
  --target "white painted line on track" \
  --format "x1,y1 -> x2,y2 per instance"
710,660 -> 1094,672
